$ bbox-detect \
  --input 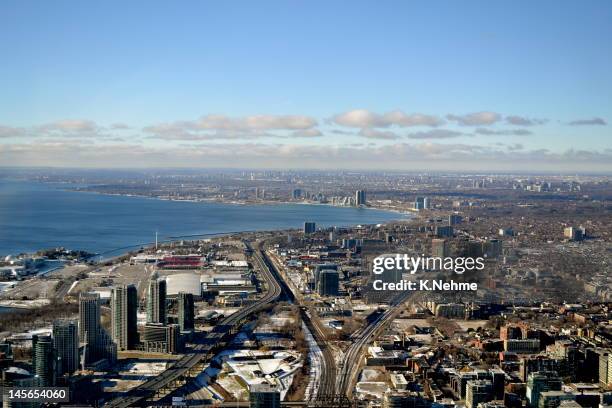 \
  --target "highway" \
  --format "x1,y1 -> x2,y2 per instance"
103,242 -> 404,406
336,290 -> 413,397
104,241 -> 282,408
